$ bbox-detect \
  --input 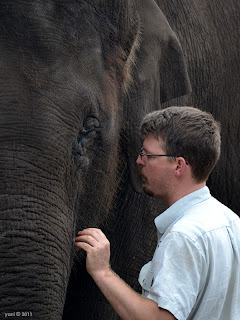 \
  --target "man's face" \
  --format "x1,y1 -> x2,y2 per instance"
136,135 -> 176,202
